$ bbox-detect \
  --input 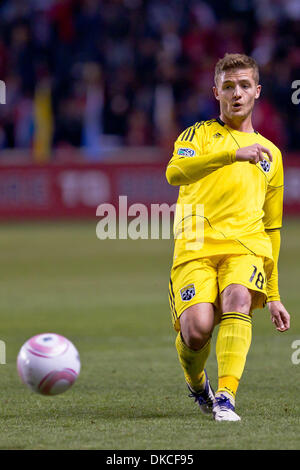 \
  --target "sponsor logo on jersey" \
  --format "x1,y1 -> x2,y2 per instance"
177,148 -> 195,157
180,284 -> 196,301
212,132 -> 224,139
259,159 -> 271,172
